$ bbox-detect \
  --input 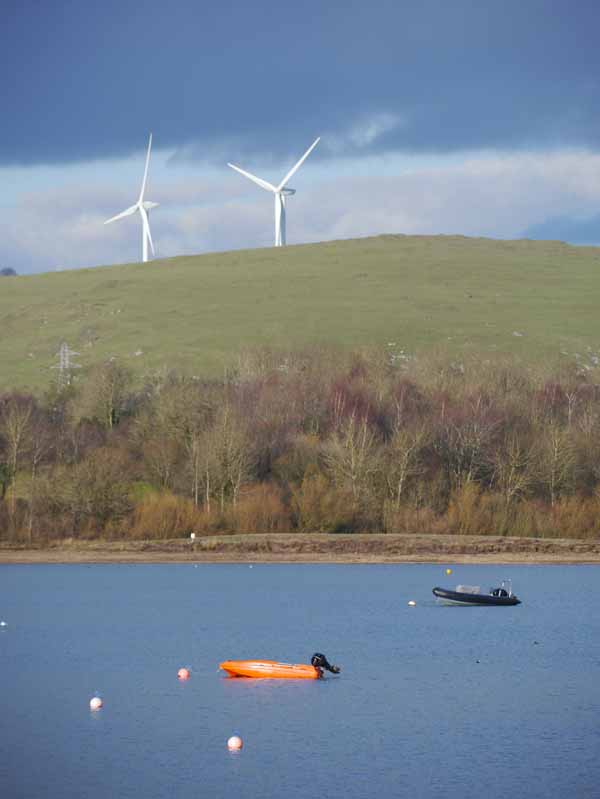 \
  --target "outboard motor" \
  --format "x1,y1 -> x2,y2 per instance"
311,652 -> 341,674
